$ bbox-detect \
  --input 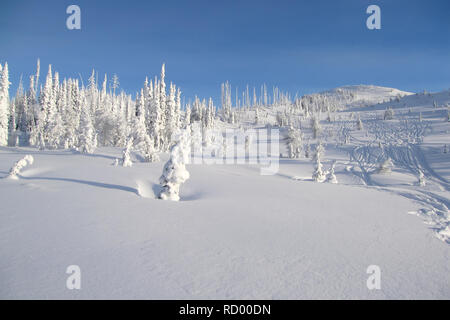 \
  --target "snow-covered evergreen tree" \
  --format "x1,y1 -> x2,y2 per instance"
46,72 -> 65,149
159,128 -> 191,201
184,105 -> 191,127
35,65 -> 56,149
122,137 -> 133,167
130,91 -> 159,162
25,75 -> 38,146
149,78 -> 163,150
8,83 -> 18,147
312,142 -> 326,182
221,81 -> 232,123
0,63 -> 10,146
164,82 -> 179,149
78,95 -> 97,154
287,126 -> 302,159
